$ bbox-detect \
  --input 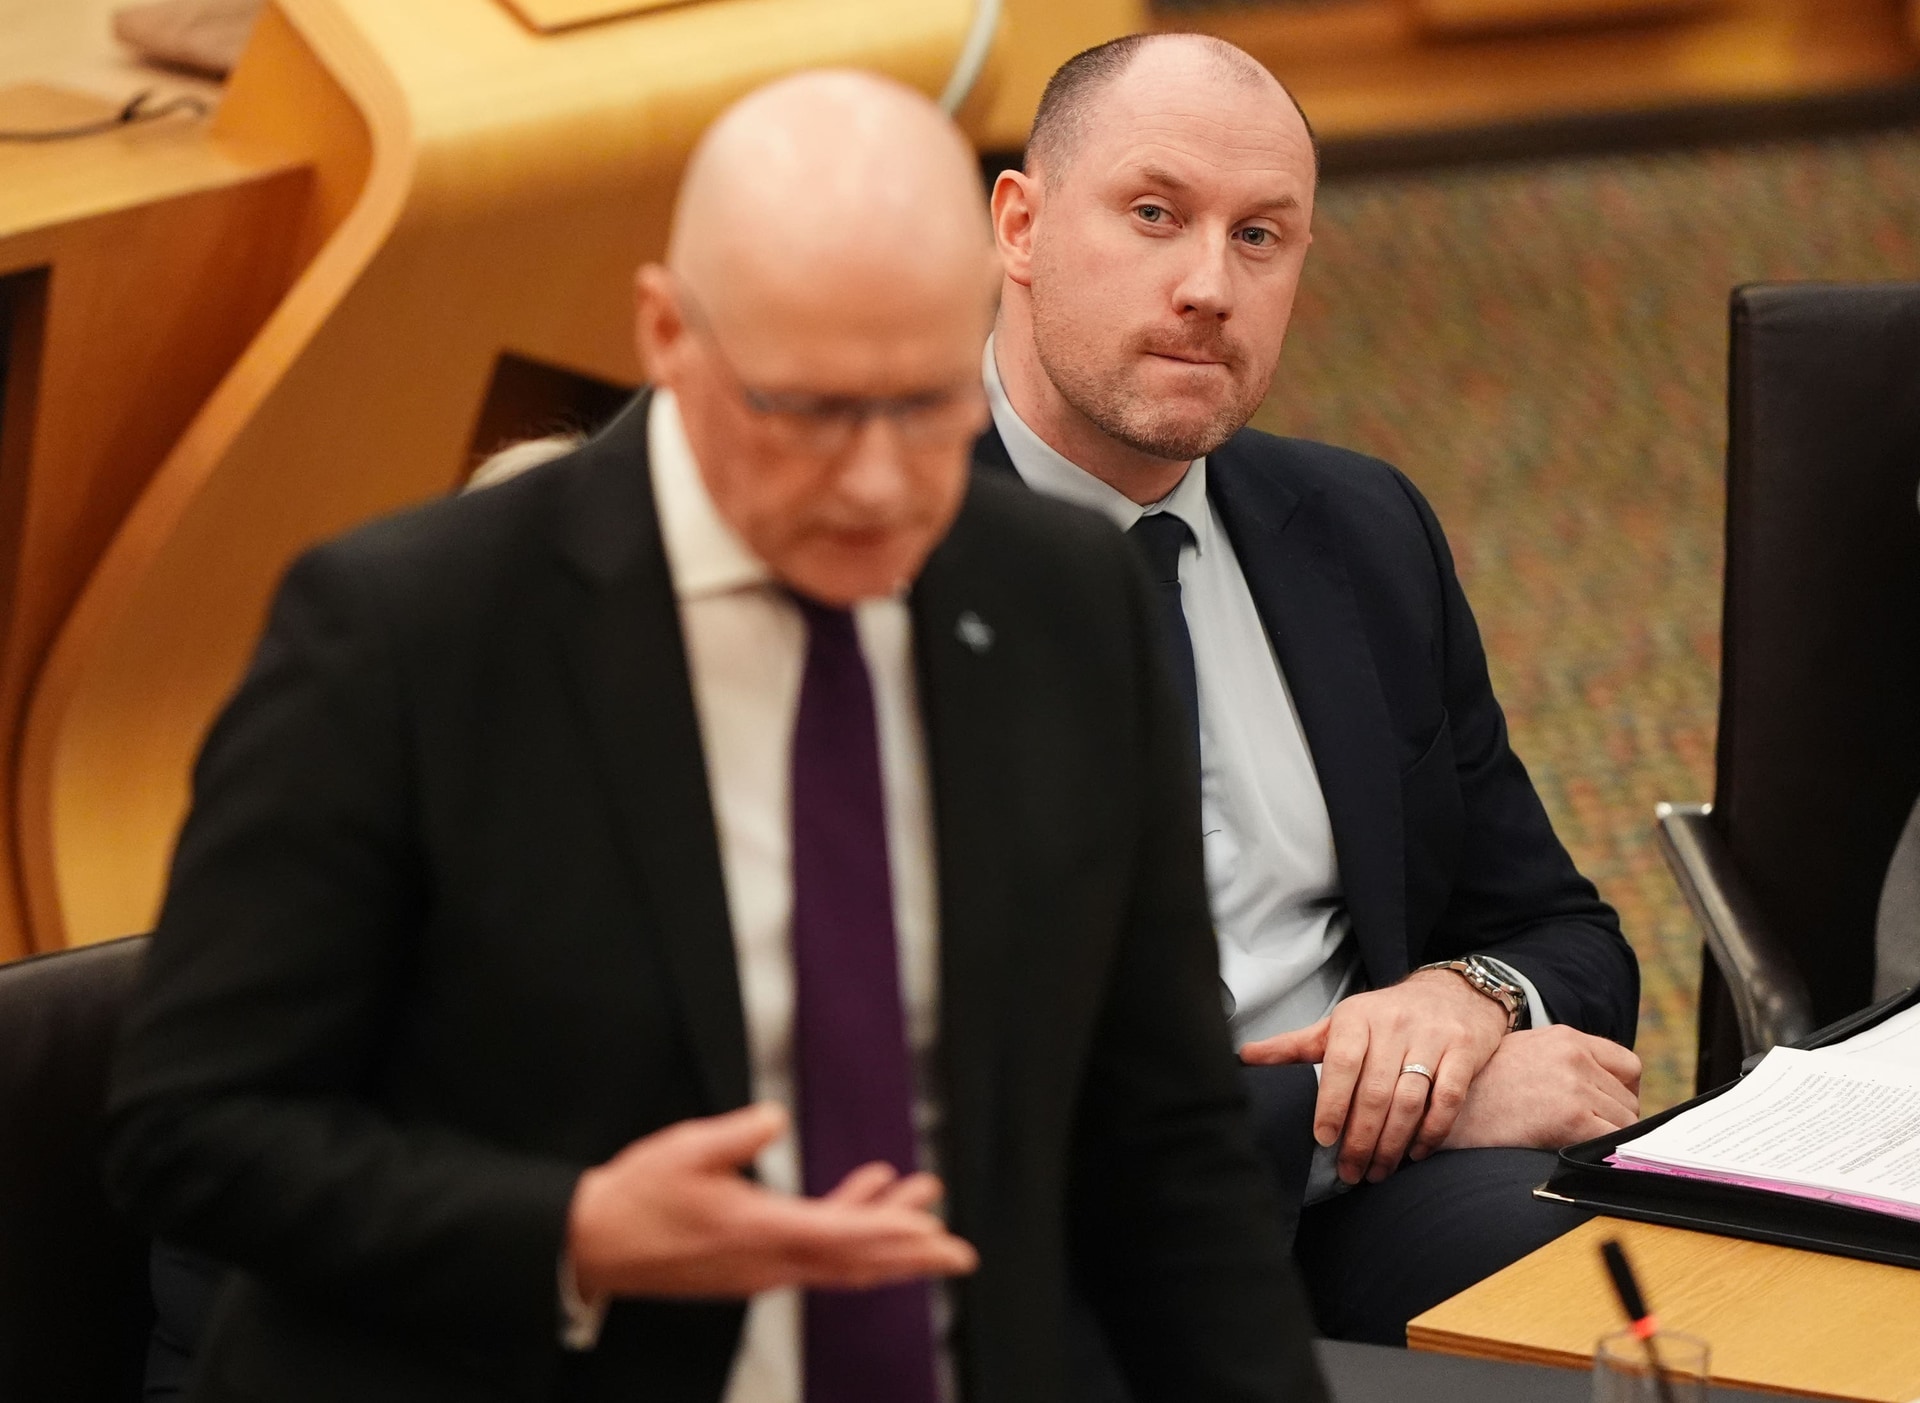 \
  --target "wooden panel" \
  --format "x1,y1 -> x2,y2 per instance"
15,0 -> 1000,951
1409,0 -> 1717,37
0,83 -> 319,960
1409,1218 -> 1920,1402
1177,0 -> 1920,142
495,0 -> 704,34
974,0 -> 1149,152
